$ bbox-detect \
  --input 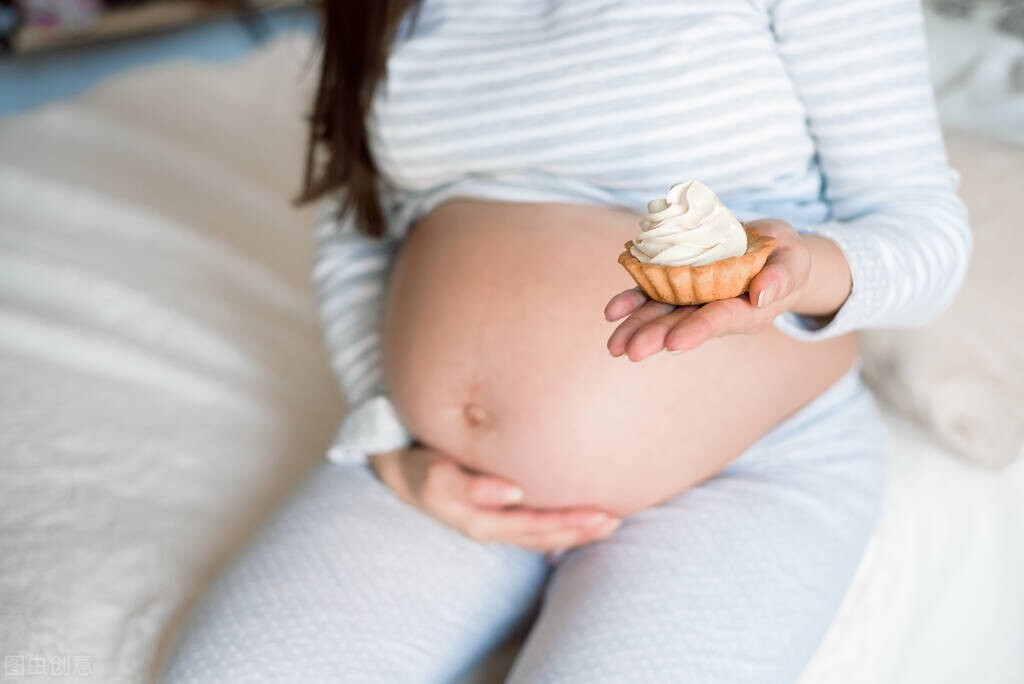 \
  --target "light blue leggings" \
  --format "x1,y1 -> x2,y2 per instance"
161,366 -> 884,683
